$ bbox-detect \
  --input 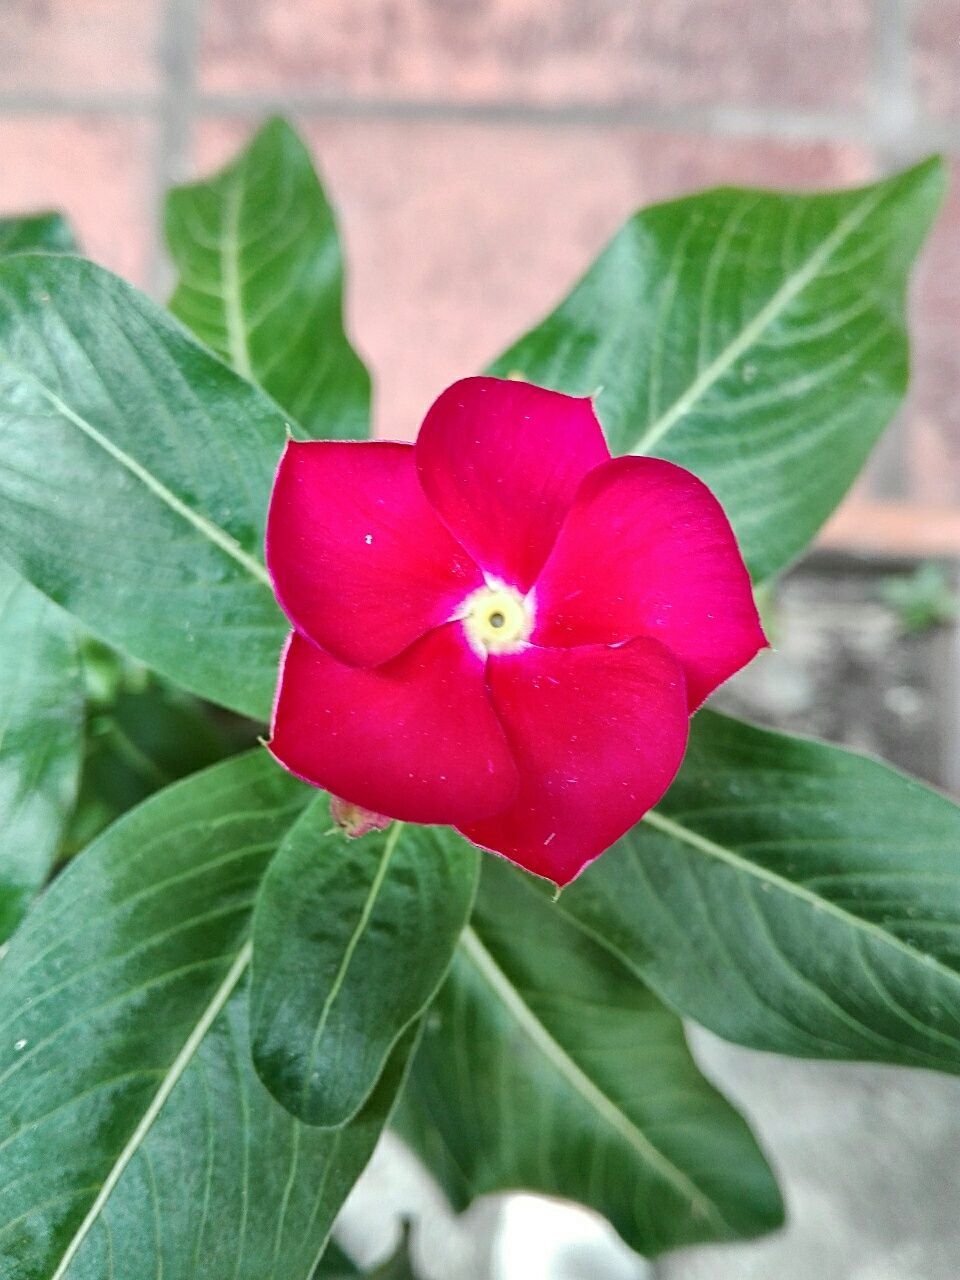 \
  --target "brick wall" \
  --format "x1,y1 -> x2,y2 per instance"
1,0 -> 957,556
